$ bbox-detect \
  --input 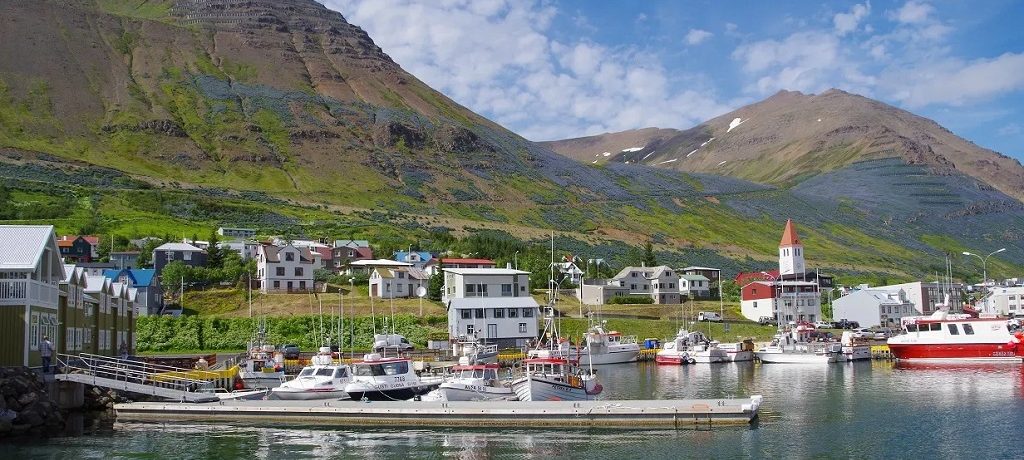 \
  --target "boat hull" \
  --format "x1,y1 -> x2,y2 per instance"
841,345 -> 872,361
725,350 -> 754,362
430,383 -> 516,401
271,388 -> 349,400
654,352 -> 692,365
511,377 -> 595,401
755,351 -> 837,364
239,372 -> 285,389
888,342 -> 1024,362
577,348 -> 640,366
692,349 -> 728,363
